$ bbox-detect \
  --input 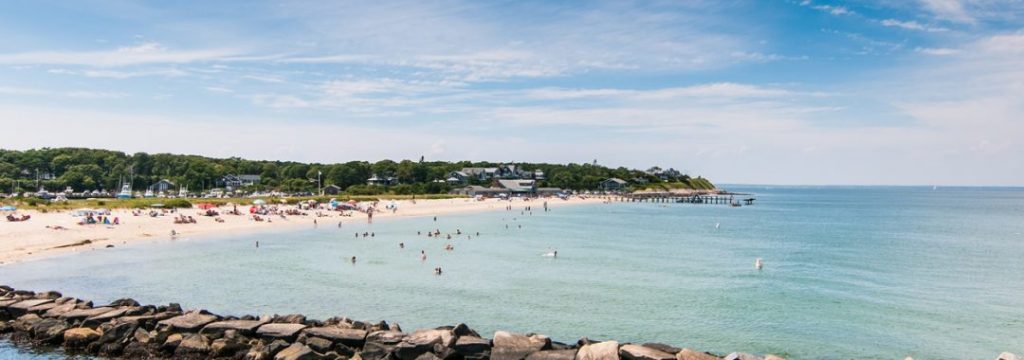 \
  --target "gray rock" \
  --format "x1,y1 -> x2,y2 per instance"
454,335 -> 492,359
212,336 -> 252,357
416,352 -> 443,360
676,349 -> 721,360
7,299 -> 54,316
493,331 -> 551,360
83,306 -> 129,326
527,349 -> 579,360
161,333 -> 183,353
303,326 -> 368,347
305,336 -> 334,353
575,341 -> 619,360
453,323 -> 481,338
175,333 -> 212,356
275,313 -> 308,324
59,306 -> 116,321
361,331 -> 407,360
723,353 -> 762,360
643,343 -> 682,355
157,310 -> 219,331
394,329 -> 454,360
26,302 -> 60,314
621,344 -> 676,360
30,318 -> 68,344
132,327 -> 151,343
203,319 -> 270,337
42,302 -> 78,318
258,323 -> 309,340
275,342 -> 319,360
